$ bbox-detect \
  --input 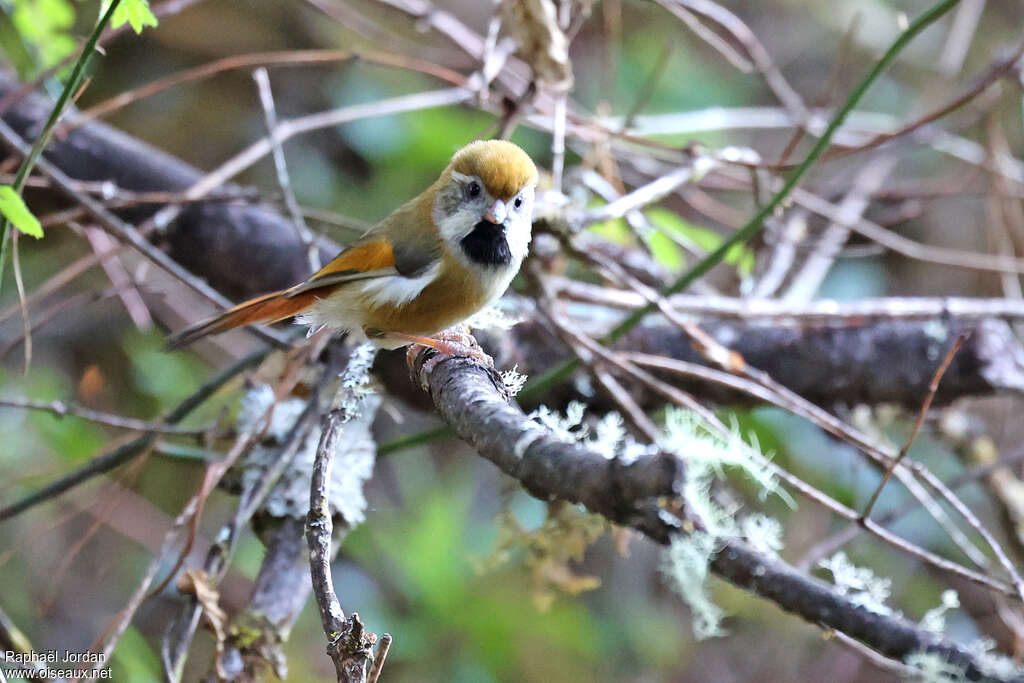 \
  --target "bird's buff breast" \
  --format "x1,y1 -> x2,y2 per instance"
300,254 -> 516,347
